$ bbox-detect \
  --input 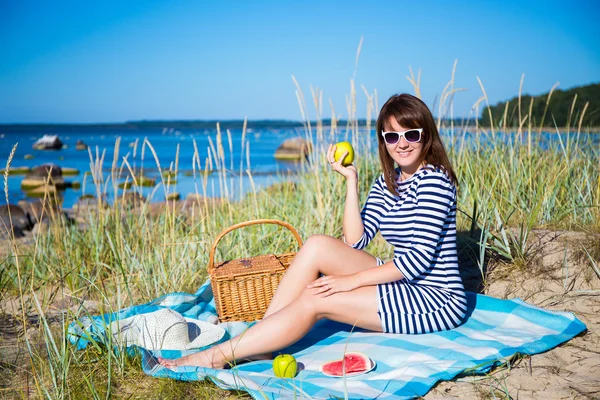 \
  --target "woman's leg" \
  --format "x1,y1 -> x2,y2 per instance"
159,285 -> 381,369
263,234 -> 379,318
241,235 -> 378,361
247,235 -> 378,361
